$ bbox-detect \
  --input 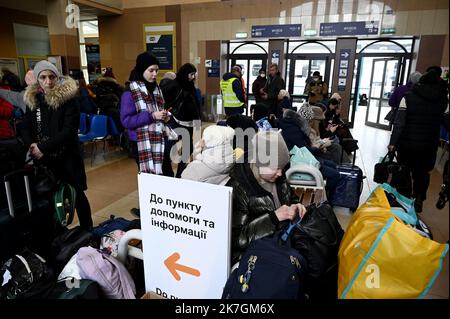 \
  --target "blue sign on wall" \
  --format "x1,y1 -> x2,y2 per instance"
319,21 -> 379,36
337,48 -> 353,91
146,34 -> 173,70
207,68 -> 220,78
251,24 -> 302,38
211,59 -> 220,68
